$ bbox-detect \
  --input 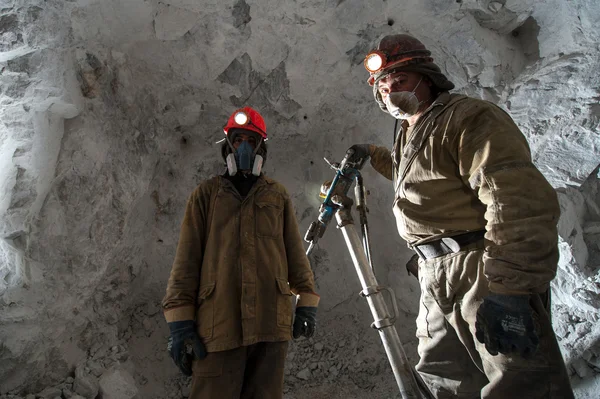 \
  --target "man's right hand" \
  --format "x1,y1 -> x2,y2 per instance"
167,320 -> 207,376
346,144 -> 372,165
320,144 -> 371,197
